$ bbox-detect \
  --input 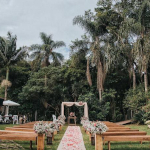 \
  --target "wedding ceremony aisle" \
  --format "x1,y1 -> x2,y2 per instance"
57,126 -> 86,150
